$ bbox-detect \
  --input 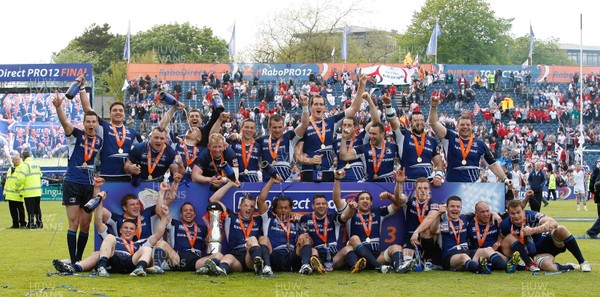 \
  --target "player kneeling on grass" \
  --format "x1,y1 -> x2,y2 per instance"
499,199 -> 591,273
53,188 -> 170,277
334,169 -> 410,273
